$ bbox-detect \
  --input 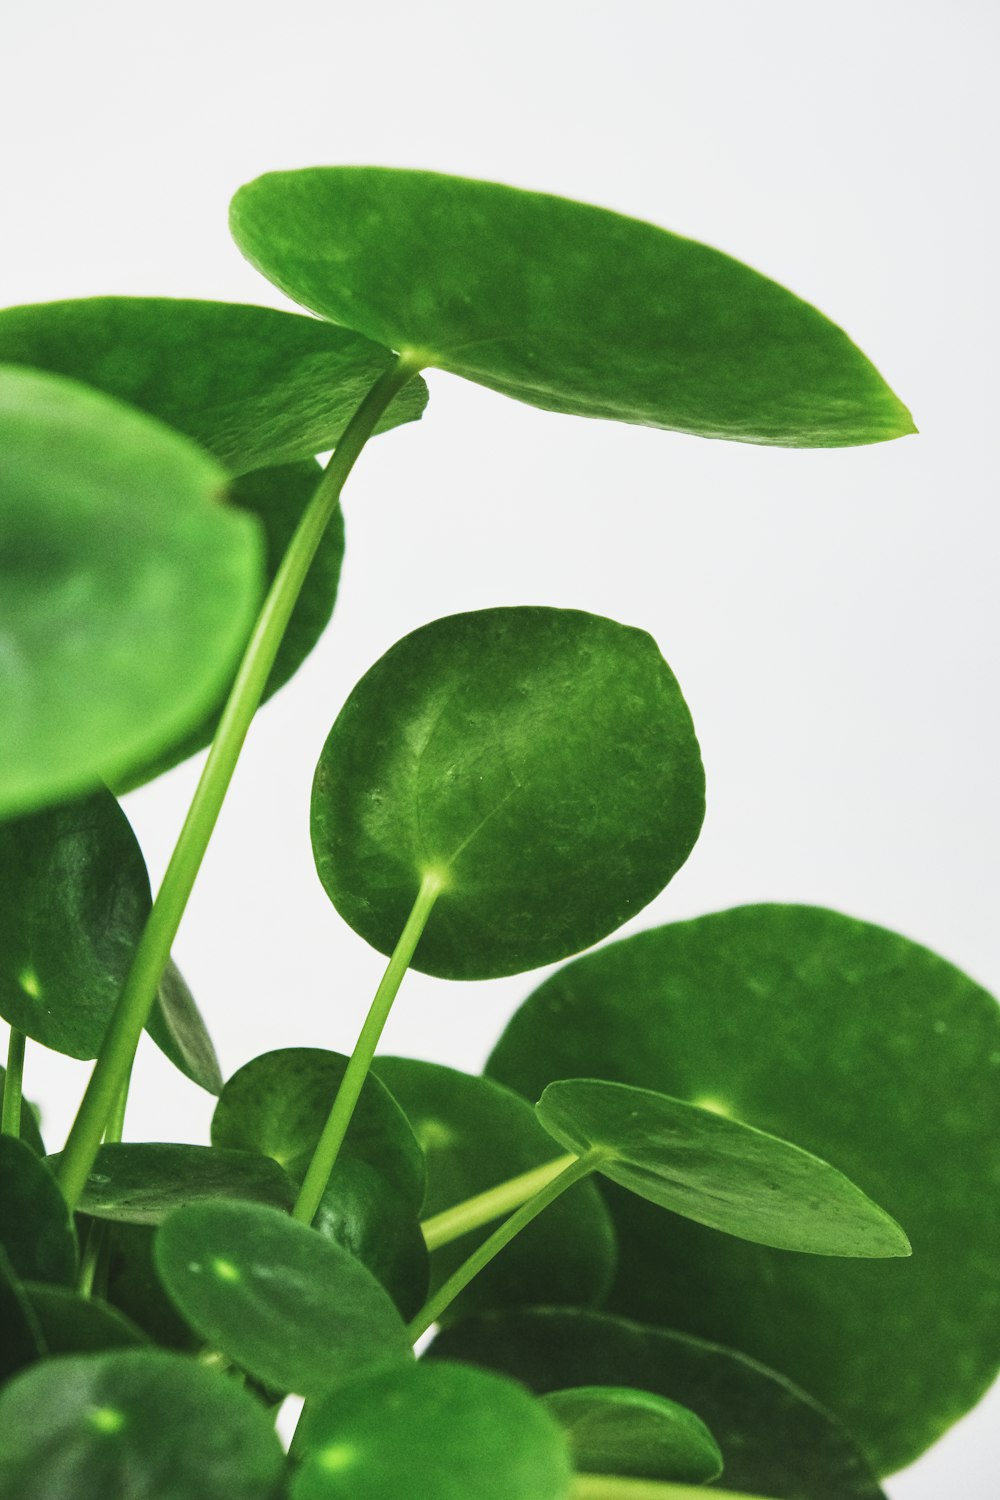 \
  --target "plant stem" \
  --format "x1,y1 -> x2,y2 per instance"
292,870 -> 444,1225
421,1154 -> 577,1251
1,1029 -> 25,1137
55,356 -> 421,1212
572,1479 -> 774,1500
76,1073 -> 131,1299
407,1151 -> 599,1341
